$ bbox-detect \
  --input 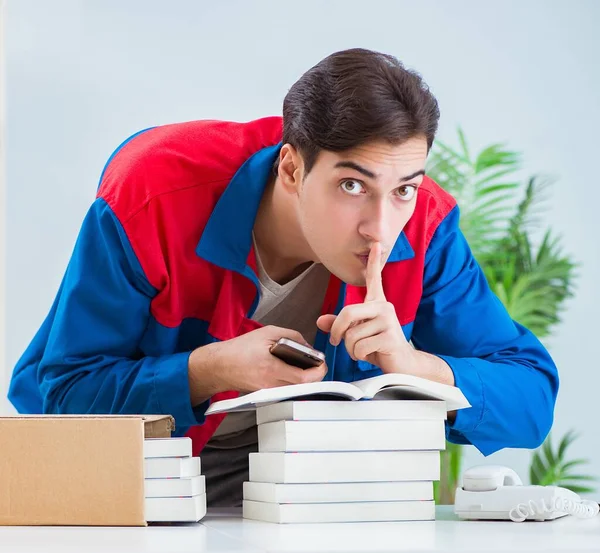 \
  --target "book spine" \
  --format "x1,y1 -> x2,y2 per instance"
249,451 -> 440,484
258,420 -> 446,452
256,401 -> 447,424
